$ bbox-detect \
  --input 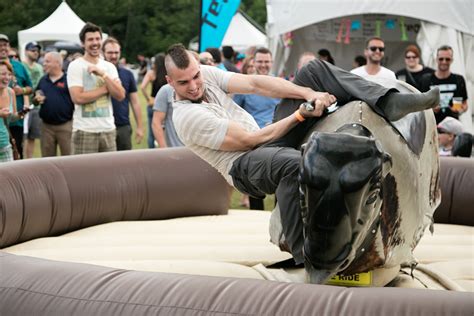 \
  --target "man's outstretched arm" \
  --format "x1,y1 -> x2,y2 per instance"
227,73 -> 336,107
219,104 -> 326,151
